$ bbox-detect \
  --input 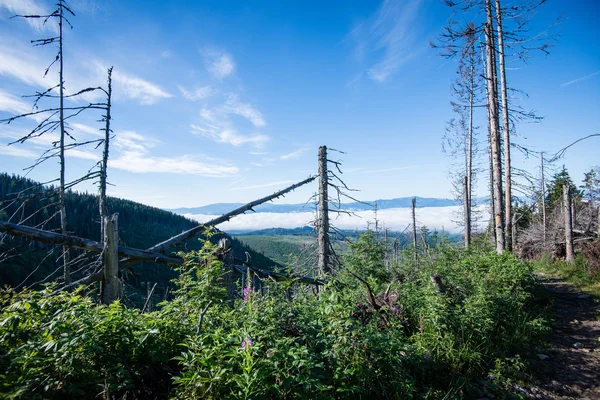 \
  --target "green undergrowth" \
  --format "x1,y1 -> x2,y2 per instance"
533,254 -> 600,297
0,234 -> 549,399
